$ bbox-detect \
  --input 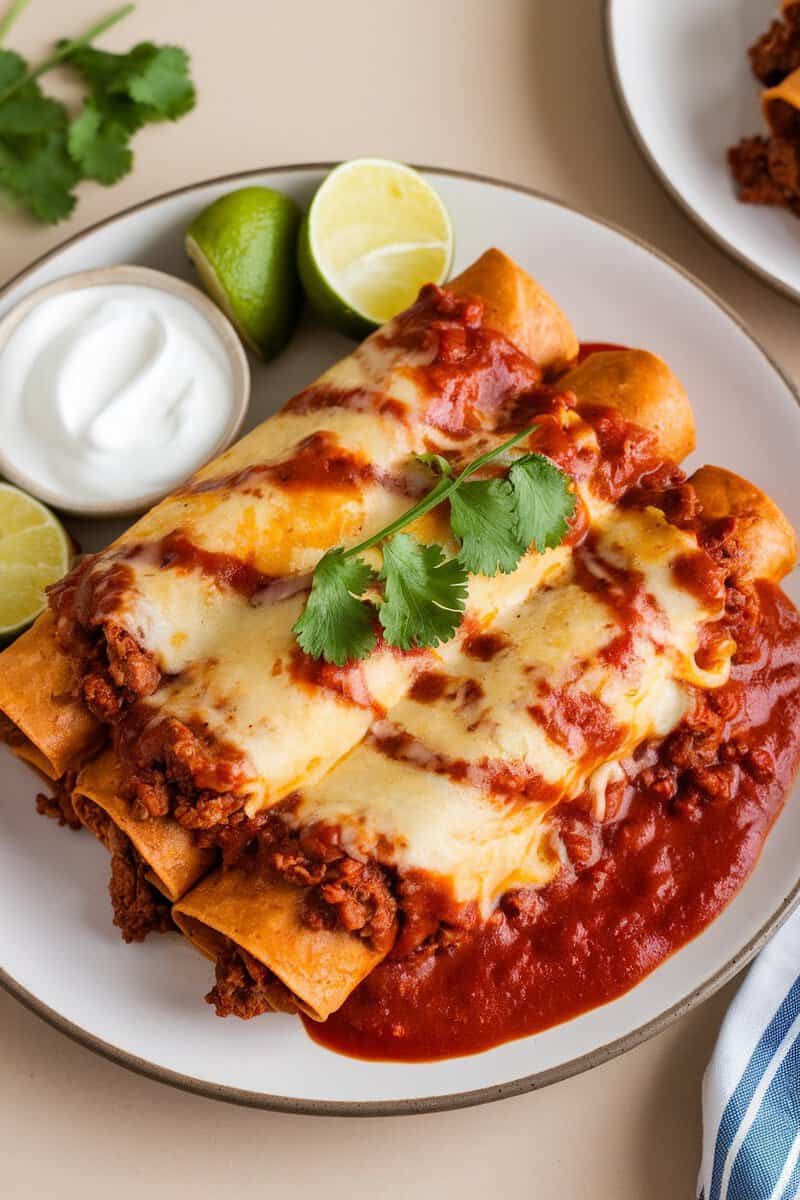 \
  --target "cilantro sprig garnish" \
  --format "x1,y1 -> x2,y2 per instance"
0,2 -> 196,223
293,426 -> 576,665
